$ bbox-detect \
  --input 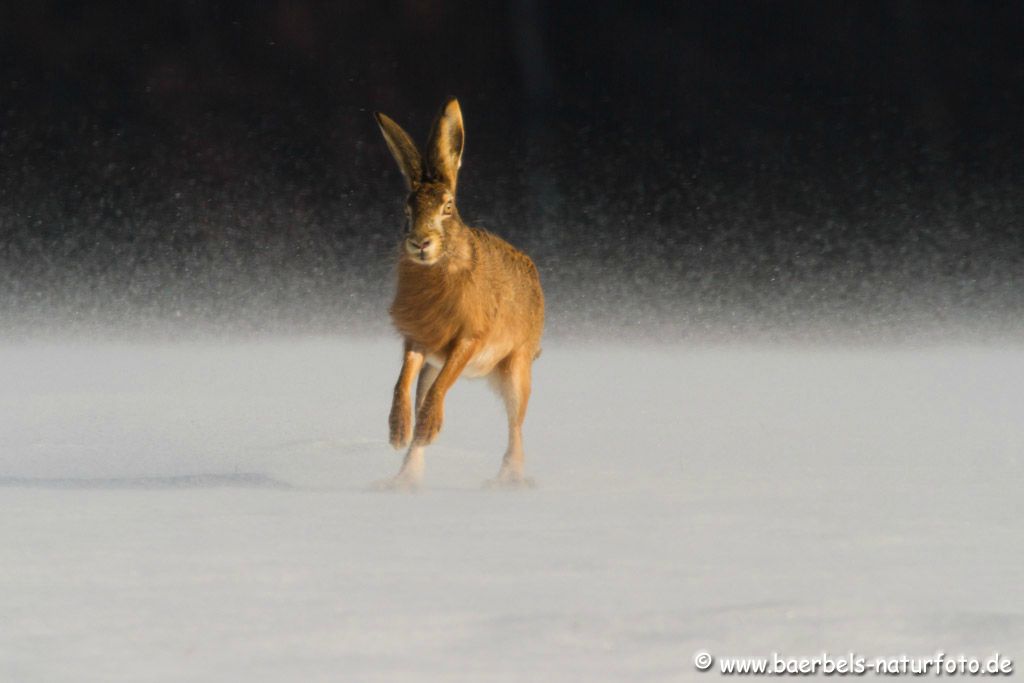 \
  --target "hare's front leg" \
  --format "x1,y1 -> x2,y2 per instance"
485,351 -> 535,489
380,364 -> 437,491
375,343 -> 425,491
414,338 -> 478,445
388,342 -> 423,449
375,339 -> 477,492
